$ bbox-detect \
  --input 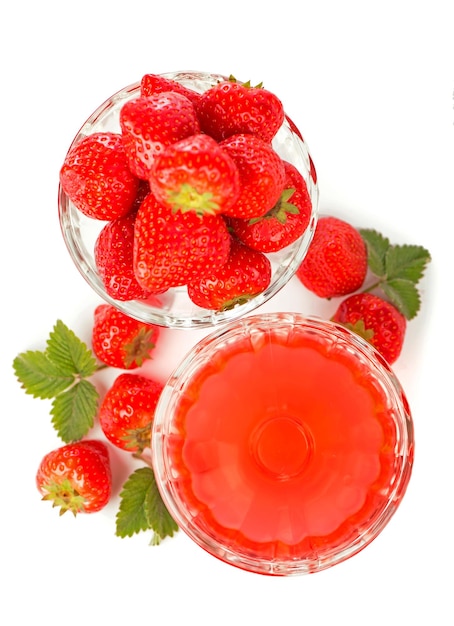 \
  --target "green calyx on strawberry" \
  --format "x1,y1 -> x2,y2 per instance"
148,133 -> 241,216
92,304 -> 160,369
332,292 -> 407,364
255,187 -> 299,224
99,373 -> 163,453
36,440 -> 112,515
229,161 -> 313,253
